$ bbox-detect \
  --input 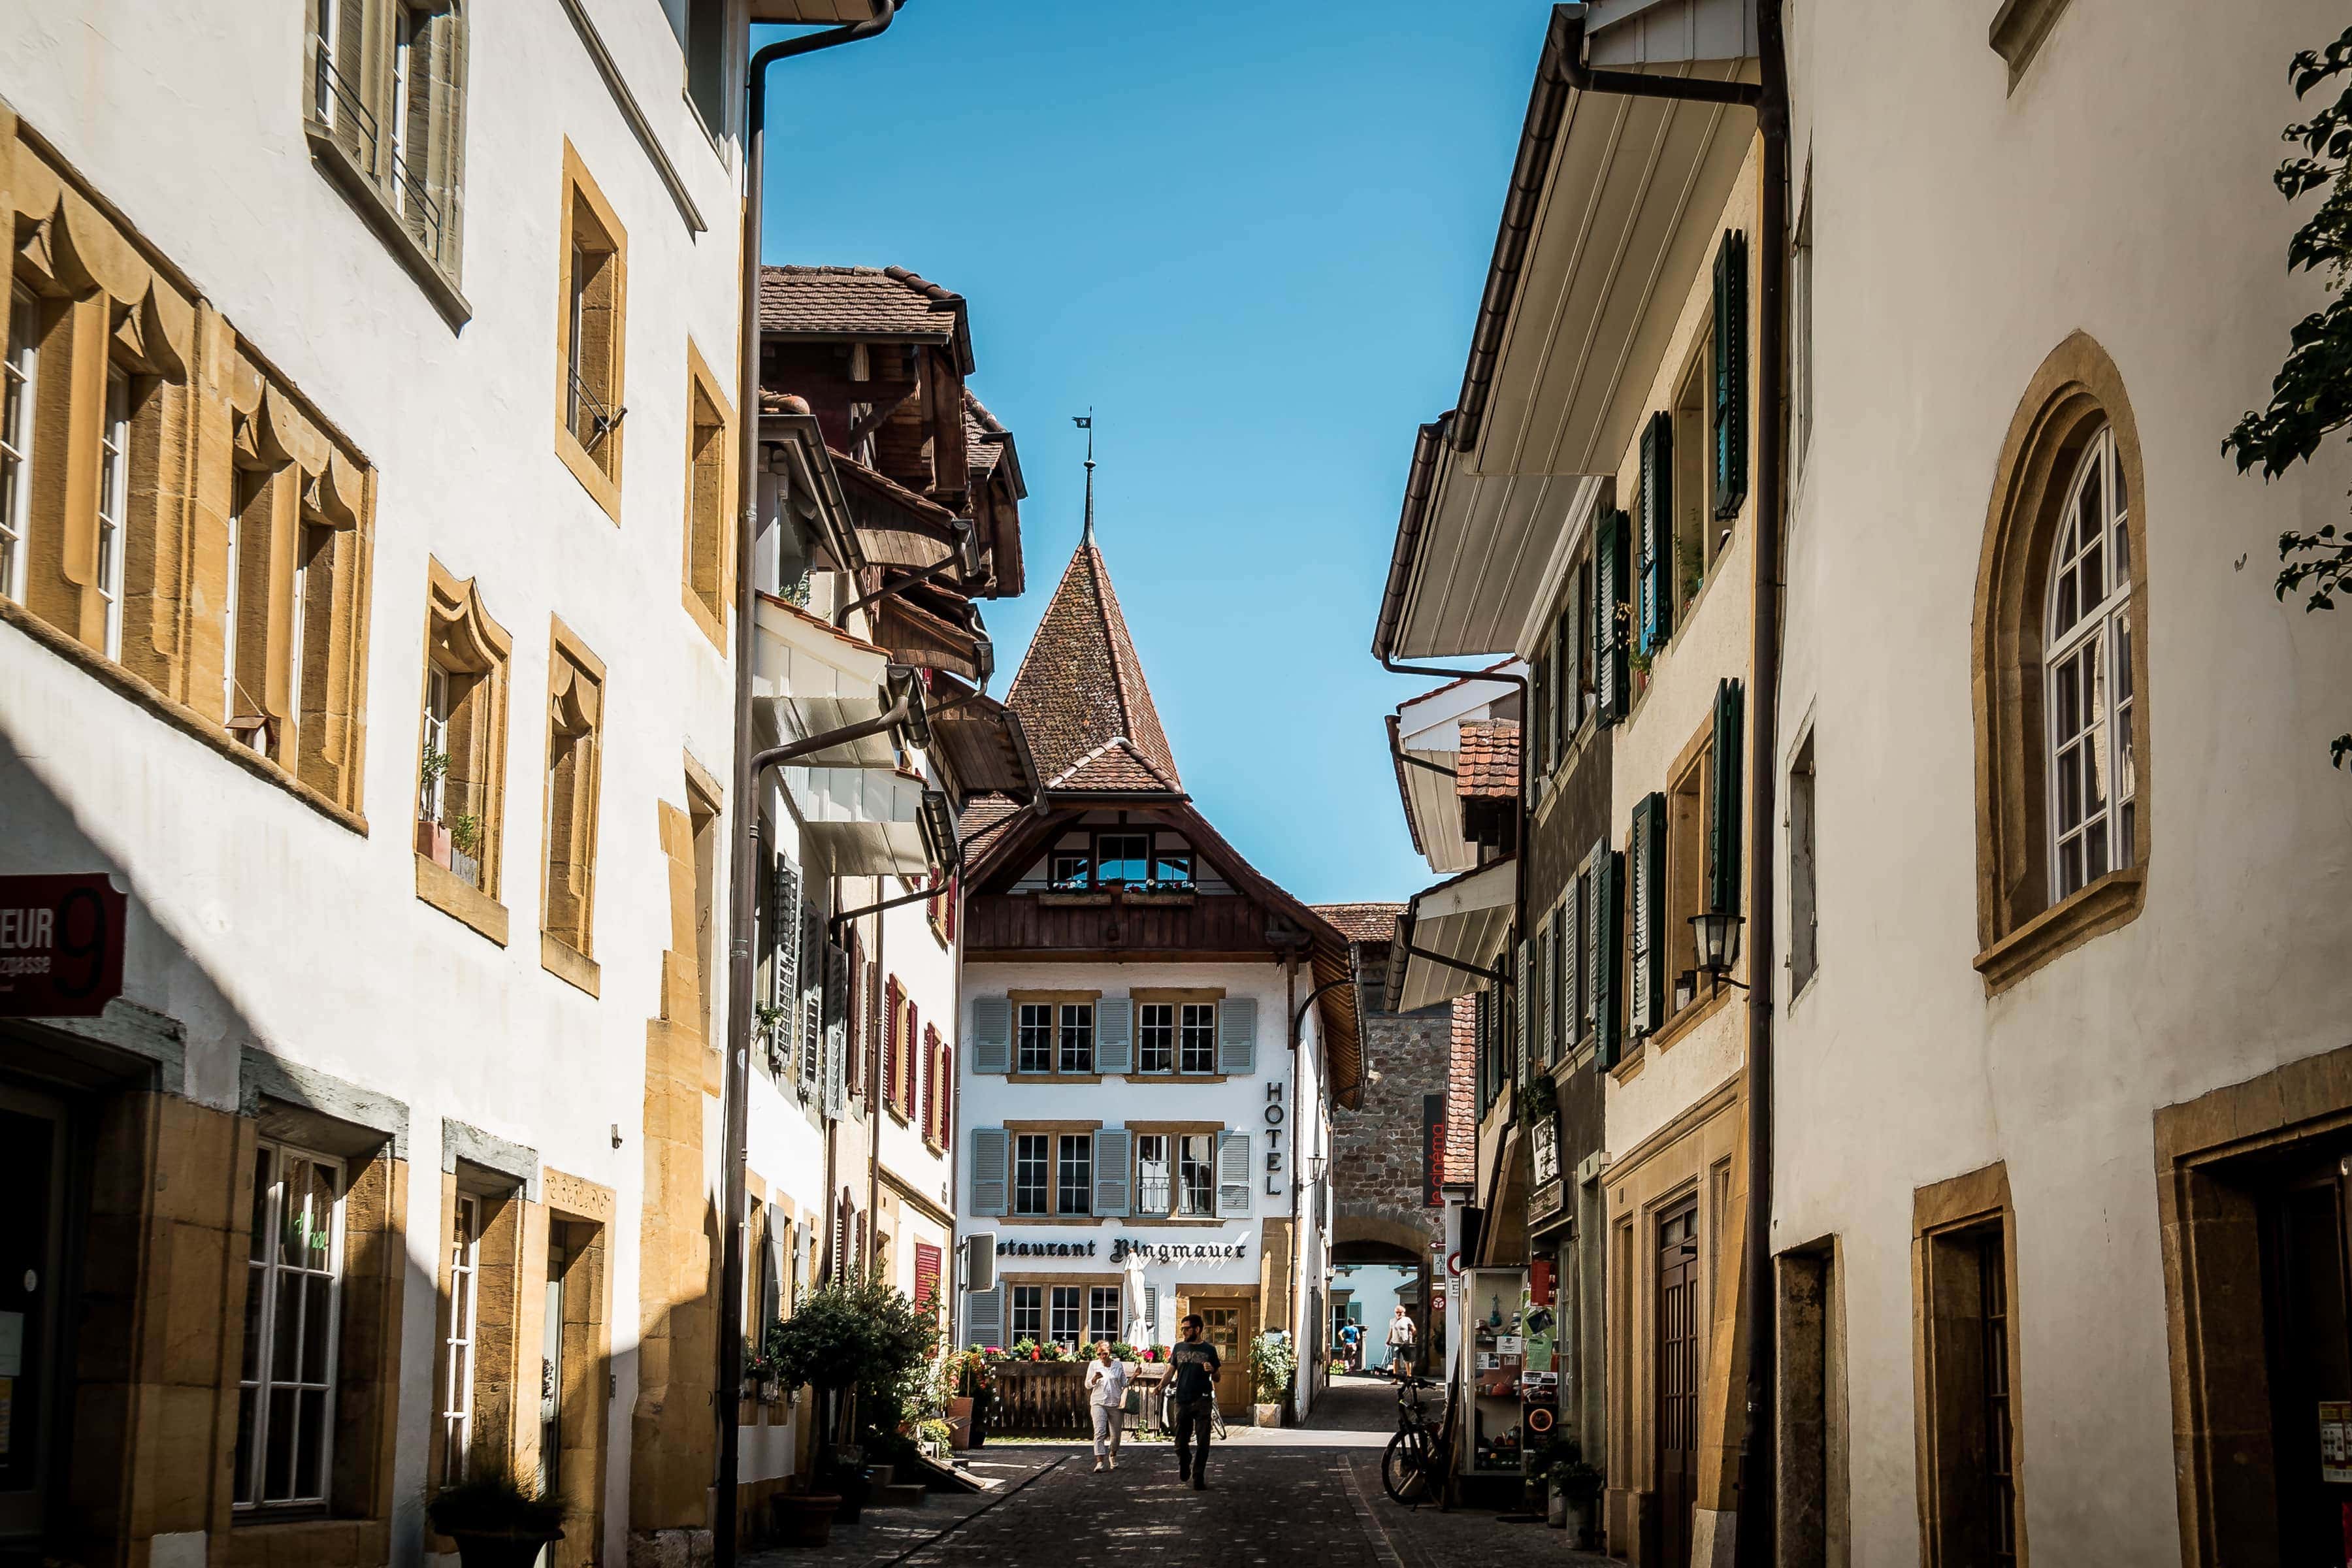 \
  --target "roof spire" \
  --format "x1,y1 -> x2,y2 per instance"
1073,410 -> 1095,542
